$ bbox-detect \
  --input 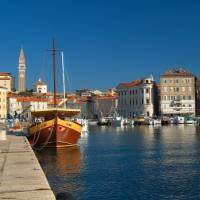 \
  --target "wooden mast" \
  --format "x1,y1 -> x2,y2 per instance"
53,39 -> 57,108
